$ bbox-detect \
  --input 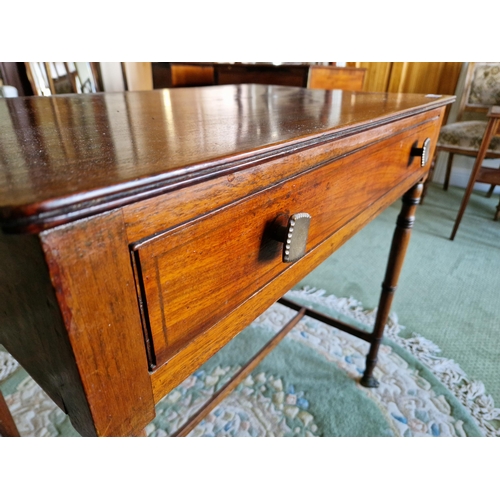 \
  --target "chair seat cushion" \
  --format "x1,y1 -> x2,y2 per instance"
438,120 -> 500,153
